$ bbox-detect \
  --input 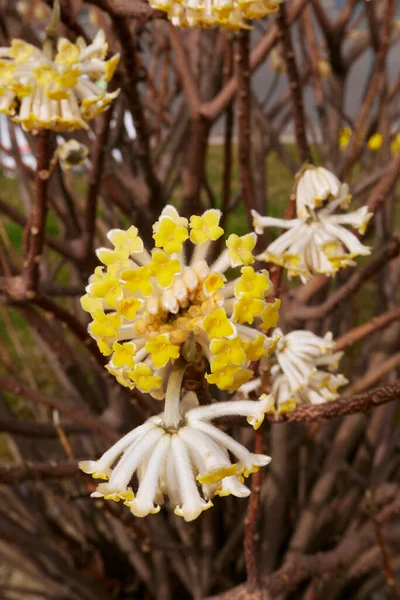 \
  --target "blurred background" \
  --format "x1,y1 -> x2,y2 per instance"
0,0 -> 399,598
